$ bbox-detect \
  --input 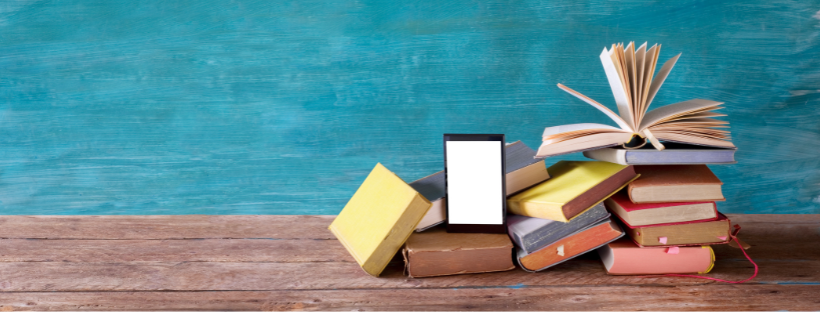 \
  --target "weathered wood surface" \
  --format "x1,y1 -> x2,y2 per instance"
0,214 -> 817,311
